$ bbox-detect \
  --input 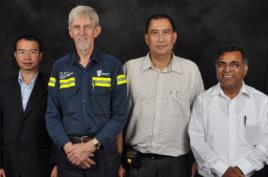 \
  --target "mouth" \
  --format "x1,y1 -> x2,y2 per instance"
22,63 -> 33,66
222,74 -> 234,79
156,45 -> 167,49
